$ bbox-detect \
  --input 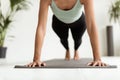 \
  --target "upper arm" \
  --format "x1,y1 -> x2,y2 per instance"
81,0 -> 97,33
37,0 -> 51,29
